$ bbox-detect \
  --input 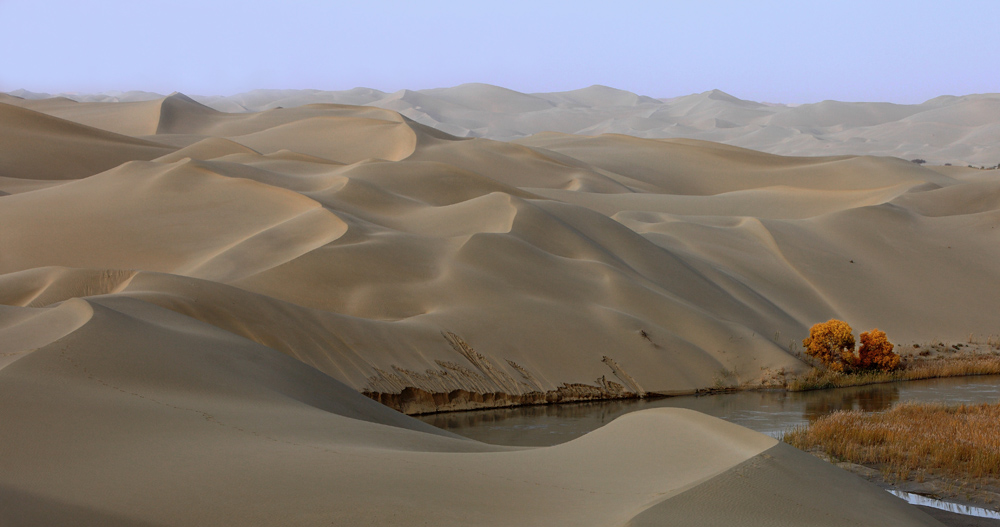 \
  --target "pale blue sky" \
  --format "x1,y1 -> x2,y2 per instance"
2,0 -> 997,103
